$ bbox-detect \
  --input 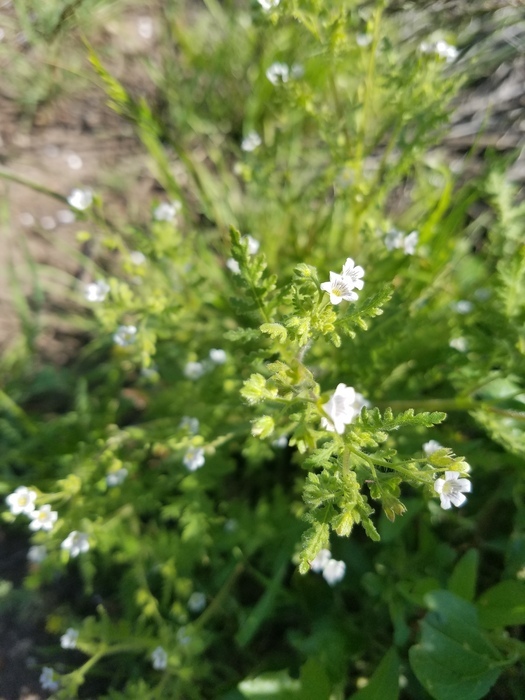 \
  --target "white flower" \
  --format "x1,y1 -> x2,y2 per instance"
384,229 -> 404,251
67,188 -> 93,211
180,416 -> 200,434
27,545 -> 47,564
322,559 -> 346,586
243,235 -> 260,255
183,446 -> 205,471
29,505 -> 57,532
341,257 -> 365,290
258,0 -> 280,10
60,628 -> 79,650
423,440 -> 442,456
137,16 -> 153,39
184,361 -> 205,380
113,325 -> 137,347
40,666 -> 59,692
449,337 -> 468,352
209,348 -> 227,364
6,486 -> 37,516
106,468 -> 128,487
153,201 -> 181,222
320,272 -> 359,305
310,548 -> 331,573
84,280 -> 110,302
435,39 -> 458,62
272,435 -> 288,449
241,132 -> 262,152
402,230 -> 419,255
61,531 -> 90,557
188,592 -> 207,613
266,61 -> 290,85
434,471 -> 471,510
454,300 -> 473,314
356,33 -> 372,47
129,250 -> 146,265
151,646 -> 168,670
226,257 -> 240,274
321,383 -> 358,434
